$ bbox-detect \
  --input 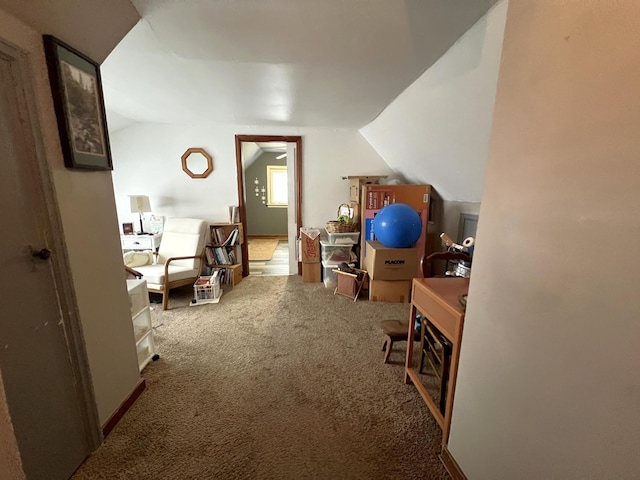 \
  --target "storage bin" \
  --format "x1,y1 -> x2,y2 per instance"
322,261 -> 337,289
326,231 -> 360,245
320,241 -> 354,263
136,331 -> 154,369
128,283 -> 148,317
193,276 -> 221,302
322,260 -> 356,289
